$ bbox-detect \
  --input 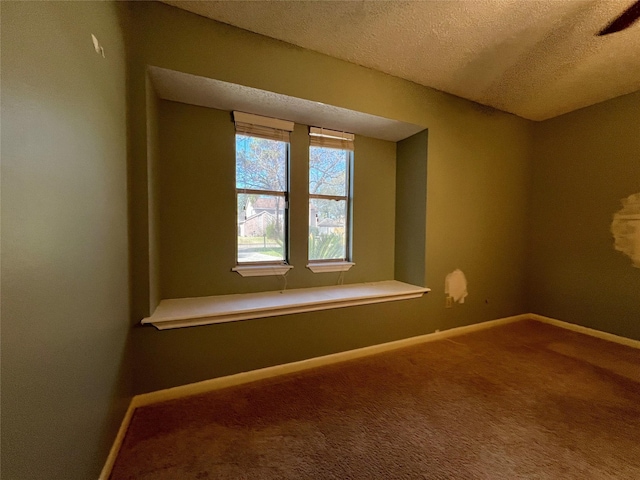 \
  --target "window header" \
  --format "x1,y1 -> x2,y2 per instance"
309,127 -> 354,151
234,111 -> 294,142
